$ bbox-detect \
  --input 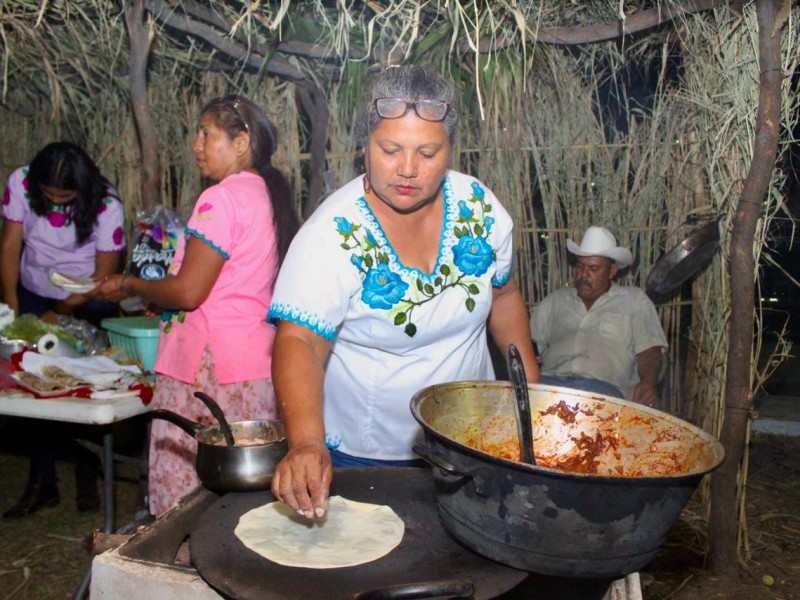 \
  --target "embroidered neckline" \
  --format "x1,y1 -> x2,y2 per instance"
336,176 -> 497,337
353,177 -> 455,282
